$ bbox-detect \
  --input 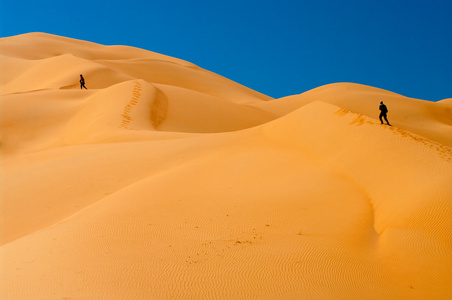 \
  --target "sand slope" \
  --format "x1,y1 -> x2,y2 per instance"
1,33 -> 451,299
250,83 -> 452,147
